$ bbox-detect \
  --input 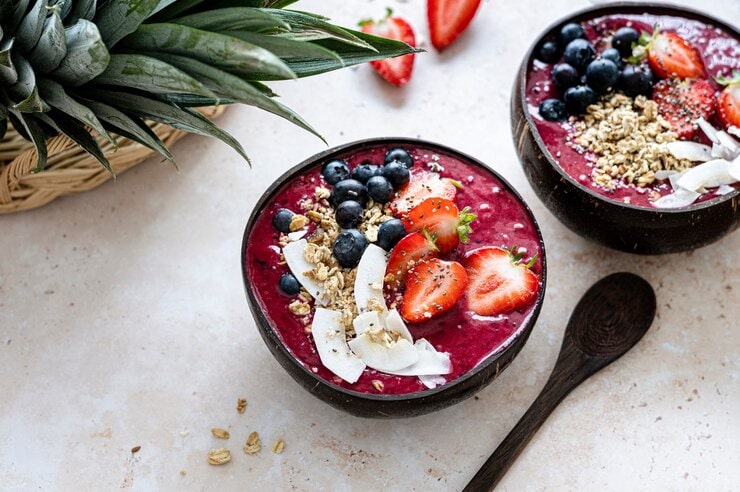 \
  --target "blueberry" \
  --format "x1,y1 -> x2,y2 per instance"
366,176 -> 394,204
351,162 -> 382,184
564,85 -> 597,115
333,229 -> 369,268
564,39 -> 596,73
537,40 -> 561,63
382,161 -> 410,187
384,147 -> 413,168
600,48 -> 624,69
558,22 -> 586,48
585,59 -> 619,93
272,208 -> 294,233
619,64 -> 654,97
612,27 -> 639,58
376,219 -> 407,251
279,272 -> 301,296
539,99 -> 567,121
335,200 -> 364,229
551,63 -> 580,89
330,179 -> 368,207
321,159 -> 350,185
